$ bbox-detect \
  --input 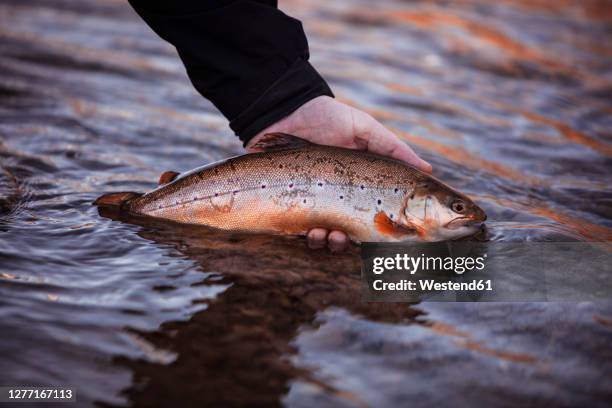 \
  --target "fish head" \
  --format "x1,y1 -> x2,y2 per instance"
400,179 -> 486,241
